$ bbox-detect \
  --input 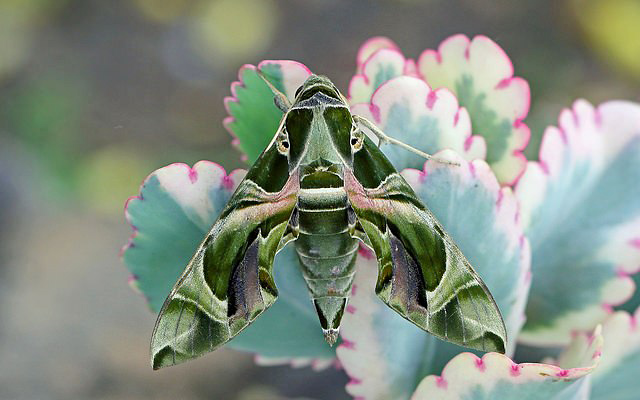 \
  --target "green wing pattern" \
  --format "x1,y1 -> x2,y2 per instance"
150,143 -> 298,369
346,137 -> 507,353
